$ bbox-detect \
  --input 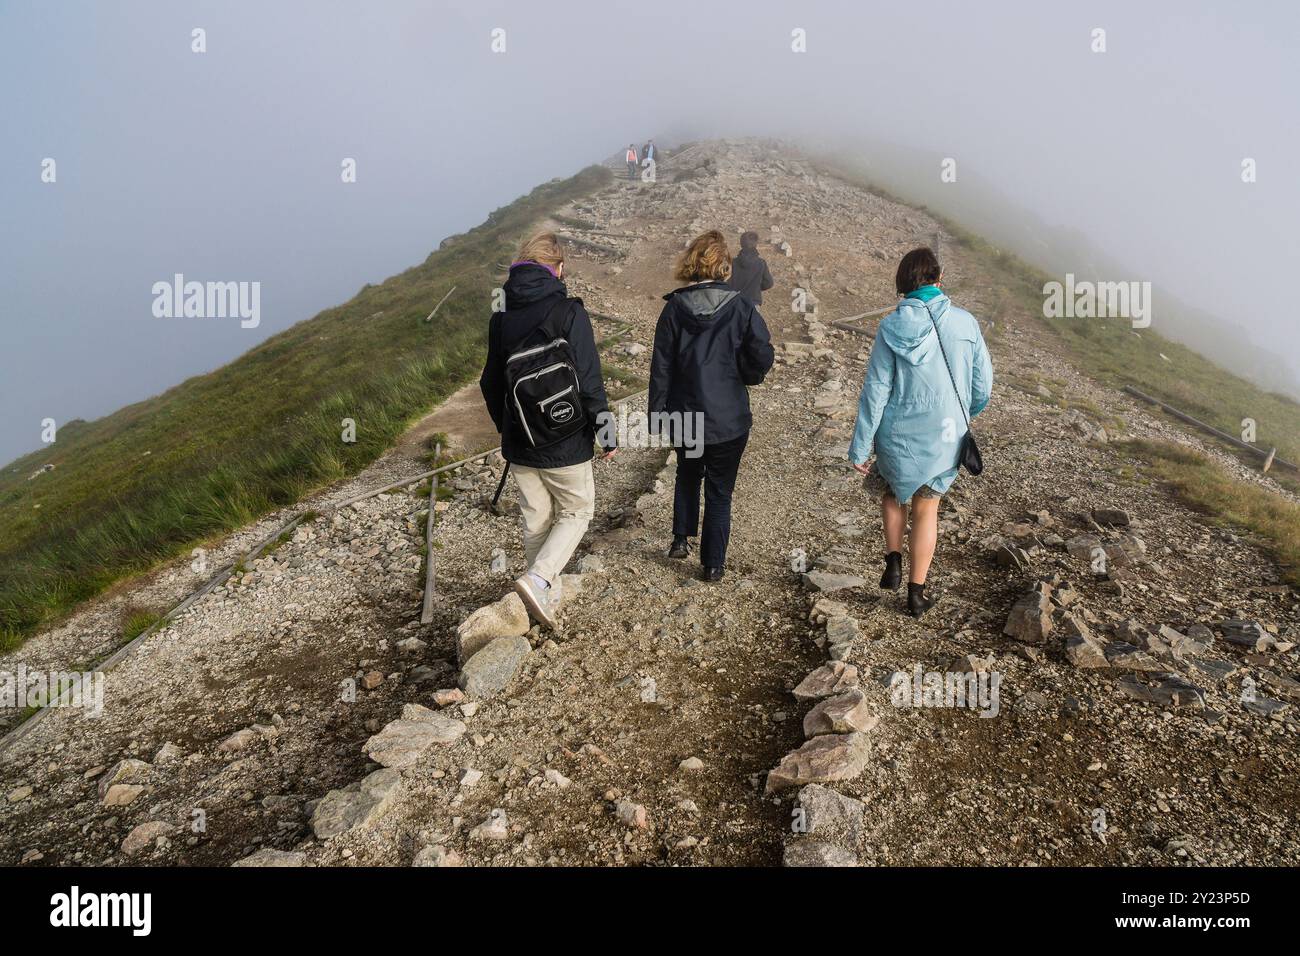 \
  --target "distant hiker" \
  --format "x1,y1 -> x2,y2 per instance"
650,230 -> 774,581
479,232 -> 617,627
625,143 -> 639,180
848,247 -> 993,617
728,231 -> 774,305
